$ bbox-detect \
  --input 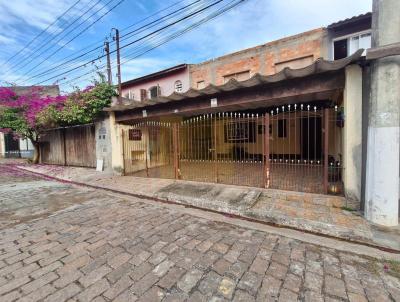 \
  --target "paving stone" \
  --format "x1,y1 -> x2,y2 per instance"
53,270 -> 83,289
79,264 -> 112,288
187,291 -> 208,302
113,288 -> 138,302
105,263 -> 133,284
304,271 -> 323,293
44,283 -> 81,302
152,260 -> 174,277
249,256 -> 269,275
163,292 -> 189,302
137,286 -> 165,302
256,275 -> 281,301
304,290 -> 324,302
0,275 -> 31,295
237,272 -> 263,295
21,271 -> 58,294
131,272 -> 159,296
148,252 -> 168,266
103,274 -> 134,300
158,266 -> 186,289
213,258 -> 231,275
76,278 -> 110,302
217,277 -> 236,300
226,261 -> 249,281
278,288 -> 298,302
223,249 -> 241,263
196,240 -> 214,253
130,262 -> 153,281
348,292 -> 368,302
198,271 -> 222,296
30,261 -> 63,279
19,284 -> 56,302
0,166 -> 396,302
324,275 -> 348,299
177,268 -> 204,293
283,273 -> 302,293
267,261 -> 288,280
0,289 -> 21,302
233,289 -> 255,302
107,252 -> 132,269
